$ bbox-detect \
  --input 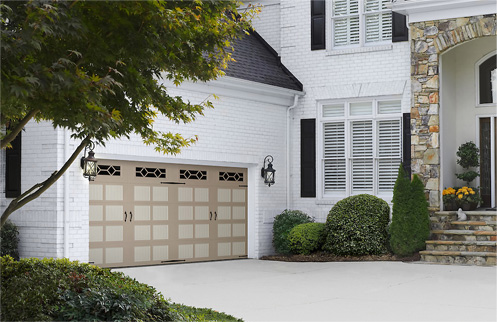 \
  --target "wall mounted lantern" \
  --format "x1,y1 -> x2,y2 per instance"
261,155 -> 275,187
80,141 -> 98,181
